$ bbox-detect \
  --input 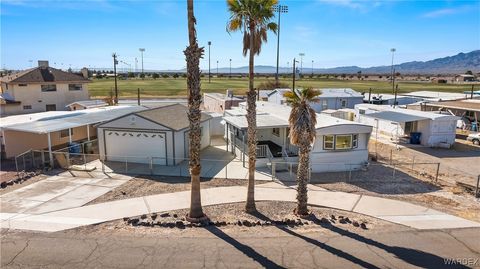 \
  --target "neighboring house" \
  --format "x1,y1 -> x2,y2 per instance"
203,91 -> 244,114
355,104 -> 459,147
223,101 -> 373,172
0,61 -> 90,116
67,100 -> 108,111
401,91 -> 469,102
258,90 -> 273,101
363,93 -> 421,106
455,74 -> 475,82
97,104 -> 212,166
0,106 -> 145,161
267,88 -> 364,112
419,100 -> 480,131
